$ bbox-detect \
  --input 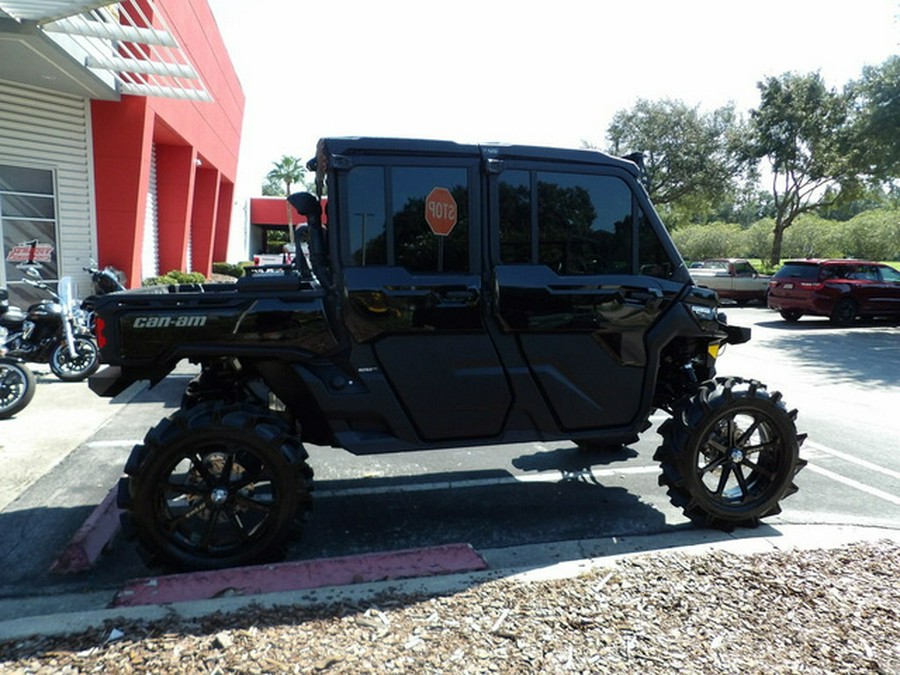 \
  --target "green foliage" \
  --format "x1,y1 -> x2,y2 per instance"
671,222 -> 744,260
781,215 -> 845,259
671,208 -> 900,264
143,270 -> 207,287
264,156 -> 308,196
849,56 -> 900,181
746,71 -> 871,265
604,99 -> 751,218
211,261 -> 248,279
844,209 -> 900,260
